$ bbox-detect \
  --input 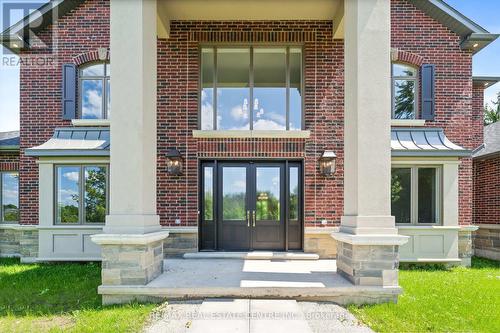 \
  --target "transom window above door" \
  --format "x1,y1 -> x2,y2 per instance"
200,47 -> 303,131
